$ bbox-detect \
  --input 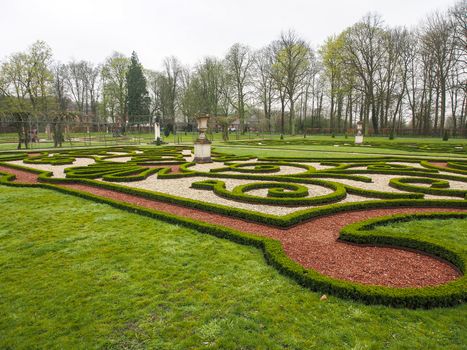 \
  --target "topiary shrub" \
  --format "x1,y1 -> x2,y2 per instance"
443,130 -> 449,141
389,130 -> 395,140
